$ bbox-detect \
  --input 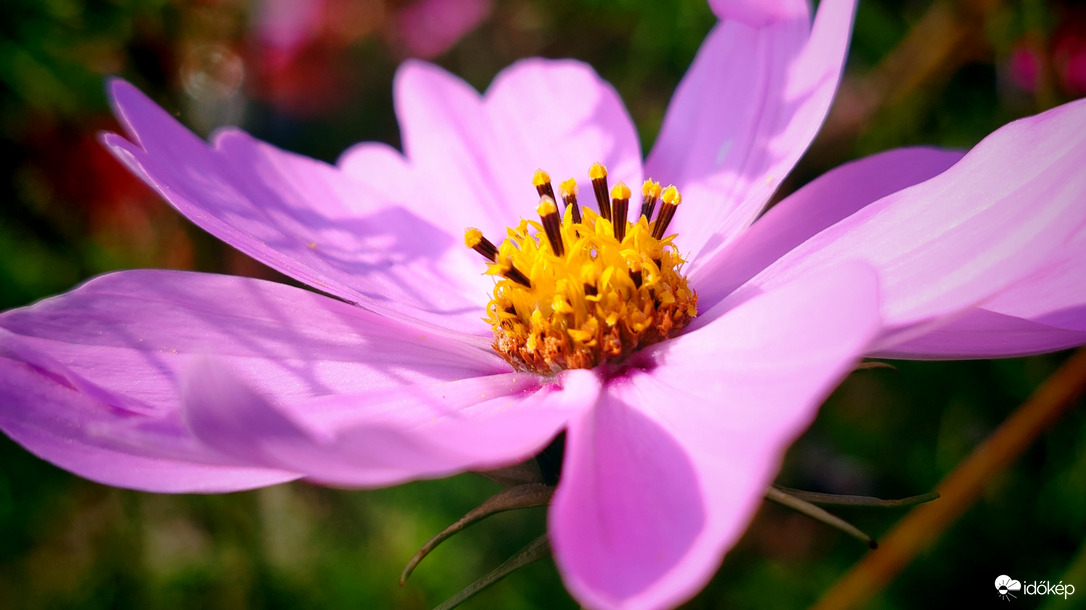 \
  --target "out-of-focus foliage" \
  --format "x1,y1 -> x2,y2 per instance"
1,0 -> 1083,608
